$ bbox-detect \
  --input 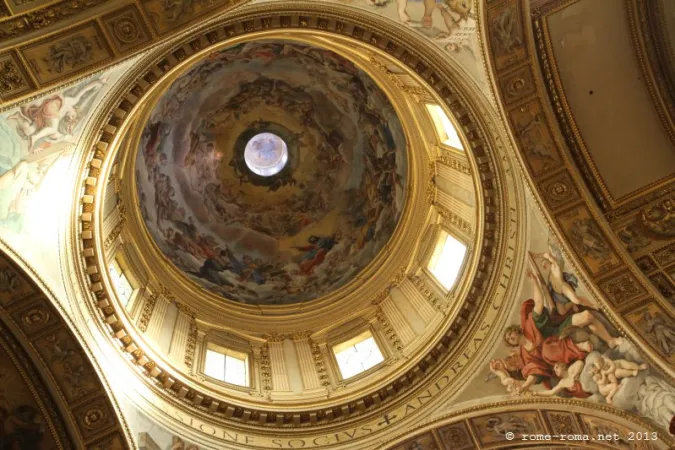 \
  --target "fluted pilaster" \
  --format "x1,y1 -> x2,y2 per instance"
145,296 -> 169,342
293,335 -> 321,390
168,307 -> 192,363
396,278 -> 437,324
380,296 -> 416,345
268,340 -> 290,391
